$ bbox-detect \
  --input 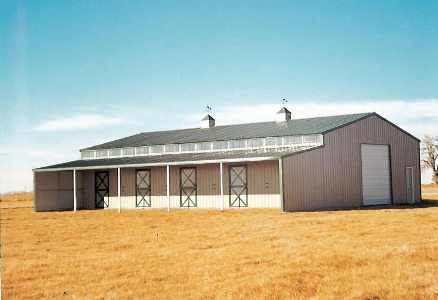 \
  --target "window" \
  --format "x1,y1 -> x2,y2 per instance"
247,138 -> 264,148
109,149 -> 122,157
265,137 -> 282,147
123,147 -> 135,156
135,146 -> 149,155
181,143 -> 196,152
283,136 -> 302,145
81,151 -> 95,159
198,142 -> 212,151
316,135 -> 323,144
96,150 -> 109,158
165,144 -> 179,153
212,141 -> 228,150
229,139 -> 246,149
150,145 -> 164,154
81,134 -> 324,160
303,135 -> 318,144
